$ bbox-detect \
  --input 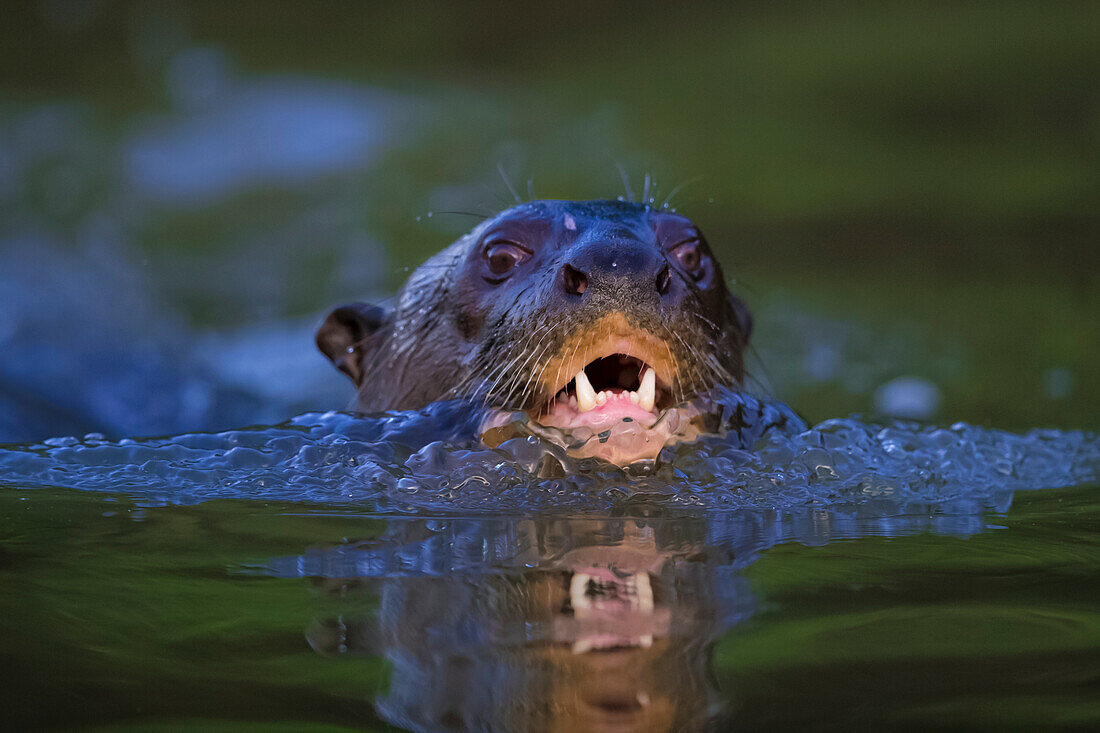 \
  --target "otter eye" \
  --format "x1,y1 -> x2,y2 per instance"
484,241 -> 529,278
671,239 -> 705,280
